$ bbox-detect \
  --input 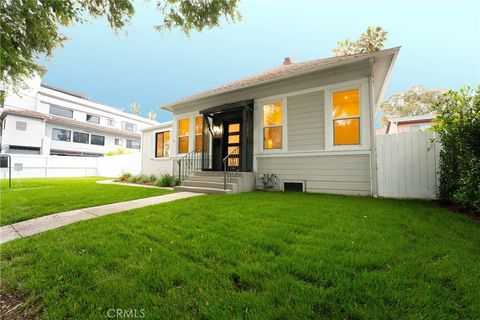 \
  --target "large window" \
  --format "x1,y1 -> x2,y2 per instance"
332,89 -> 360,145
52,128 -> 71,141
121,121 -> 137,132
126,139 -> 141,149
195,116 -> 203,152
263,102 -> 283,149
155,131 -> 170,157
90,134 -> 105,146
178,118 -> 189,153
73,131 -> 89,144
86,114 -> 100,124
49,105 -> 73,118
